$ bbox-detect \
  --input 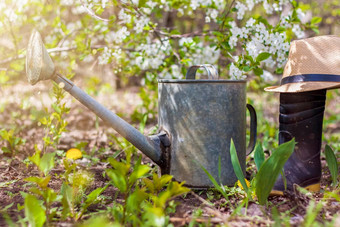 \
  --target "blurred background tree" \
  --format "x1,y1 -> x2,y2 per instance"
0,0 -> 338,123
